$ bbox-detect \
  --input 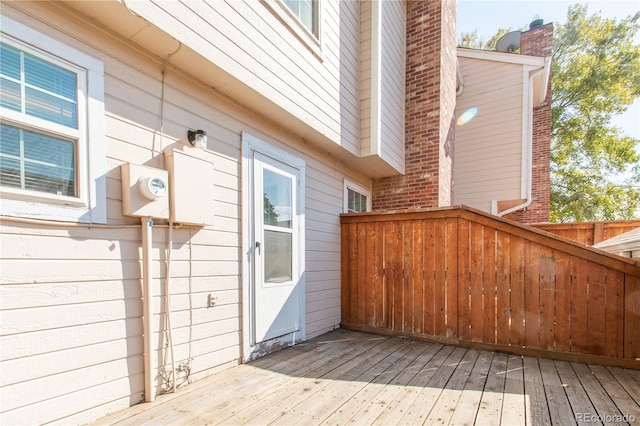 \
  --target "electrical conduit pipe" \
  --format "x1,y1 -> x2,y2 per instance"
142,216 -> 156,402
